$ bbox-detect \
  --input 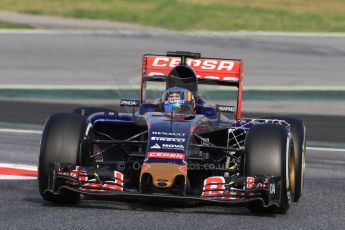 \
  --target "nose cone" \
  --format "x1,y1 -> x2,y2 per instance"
140,163 -> 186,188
